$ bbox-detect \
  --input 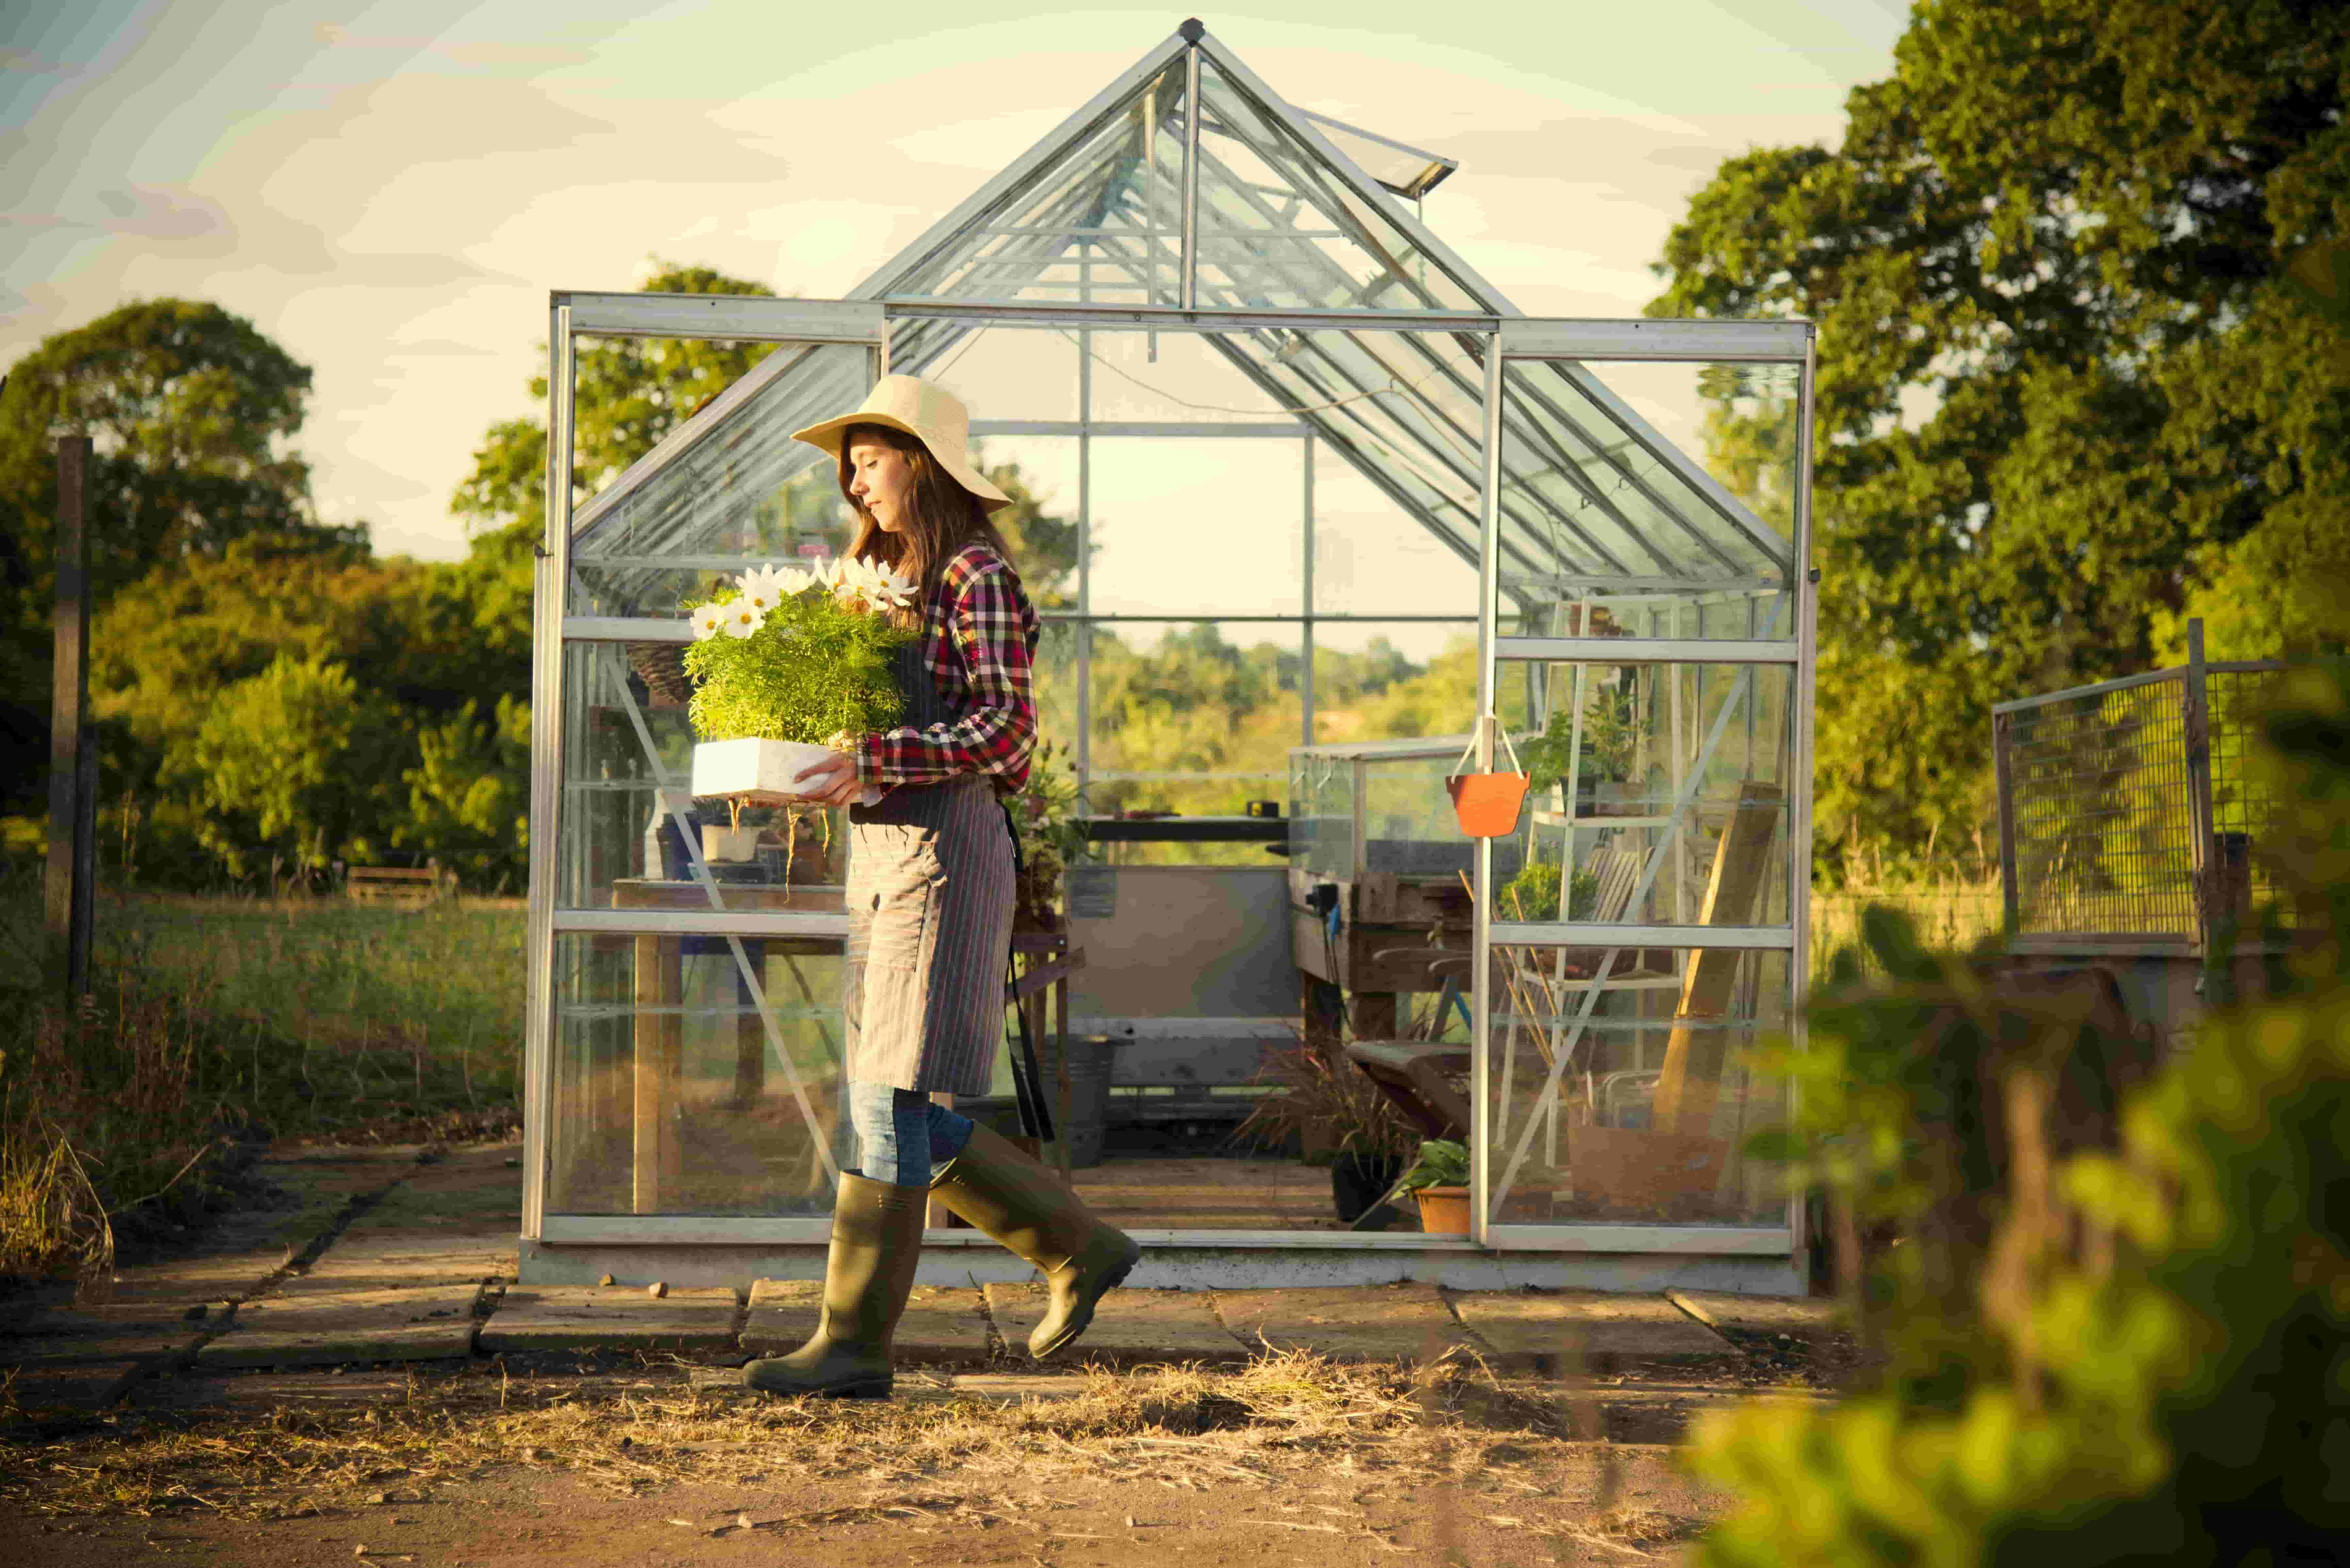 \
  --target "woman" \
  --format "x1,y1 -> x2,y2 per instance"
740,374 -> 1139,1401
